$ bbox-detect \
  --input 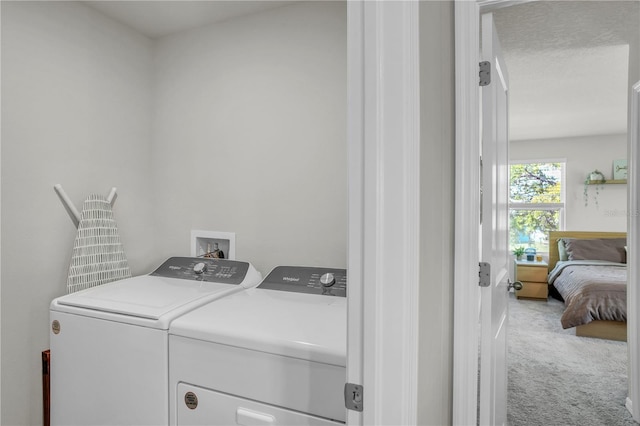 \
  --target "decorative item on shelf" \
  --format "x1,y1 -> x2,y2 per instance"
613,159 -> 628,180
584,169 -> 605,208
513,246 -> 525,261
588,169 -> 605,183
524,247 -> 536,261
